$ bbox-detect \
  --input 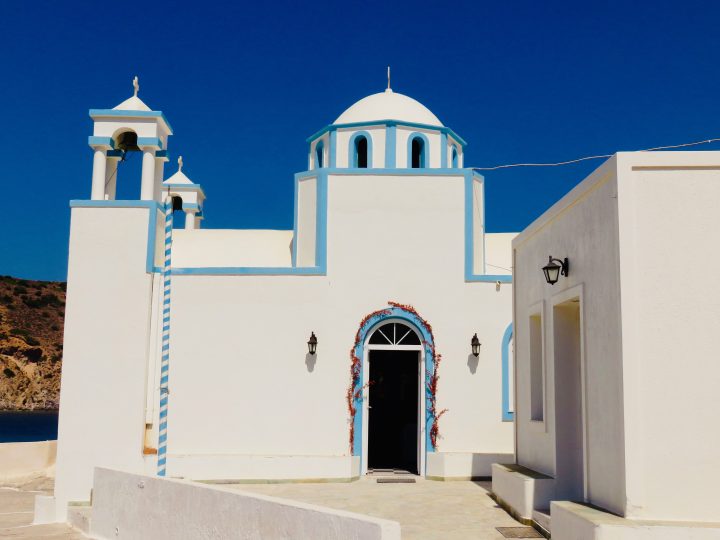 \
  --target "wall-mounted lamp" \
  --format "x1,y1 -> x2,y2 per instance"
471,333 -> 481,357
542,256 -> 569,285
307,332 -> 318,355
